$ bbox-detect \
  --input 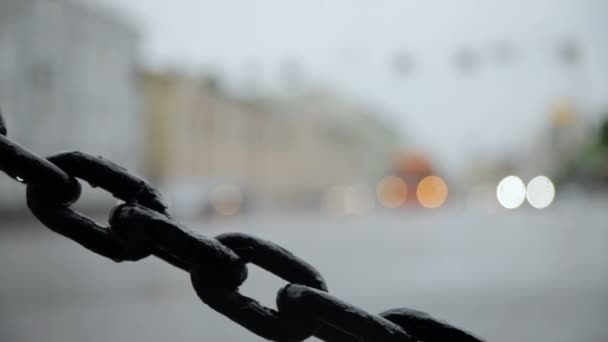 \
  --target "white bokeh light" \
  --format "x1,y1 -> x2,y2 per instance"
496,176 -> 526,209
526,176 -> 555,209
